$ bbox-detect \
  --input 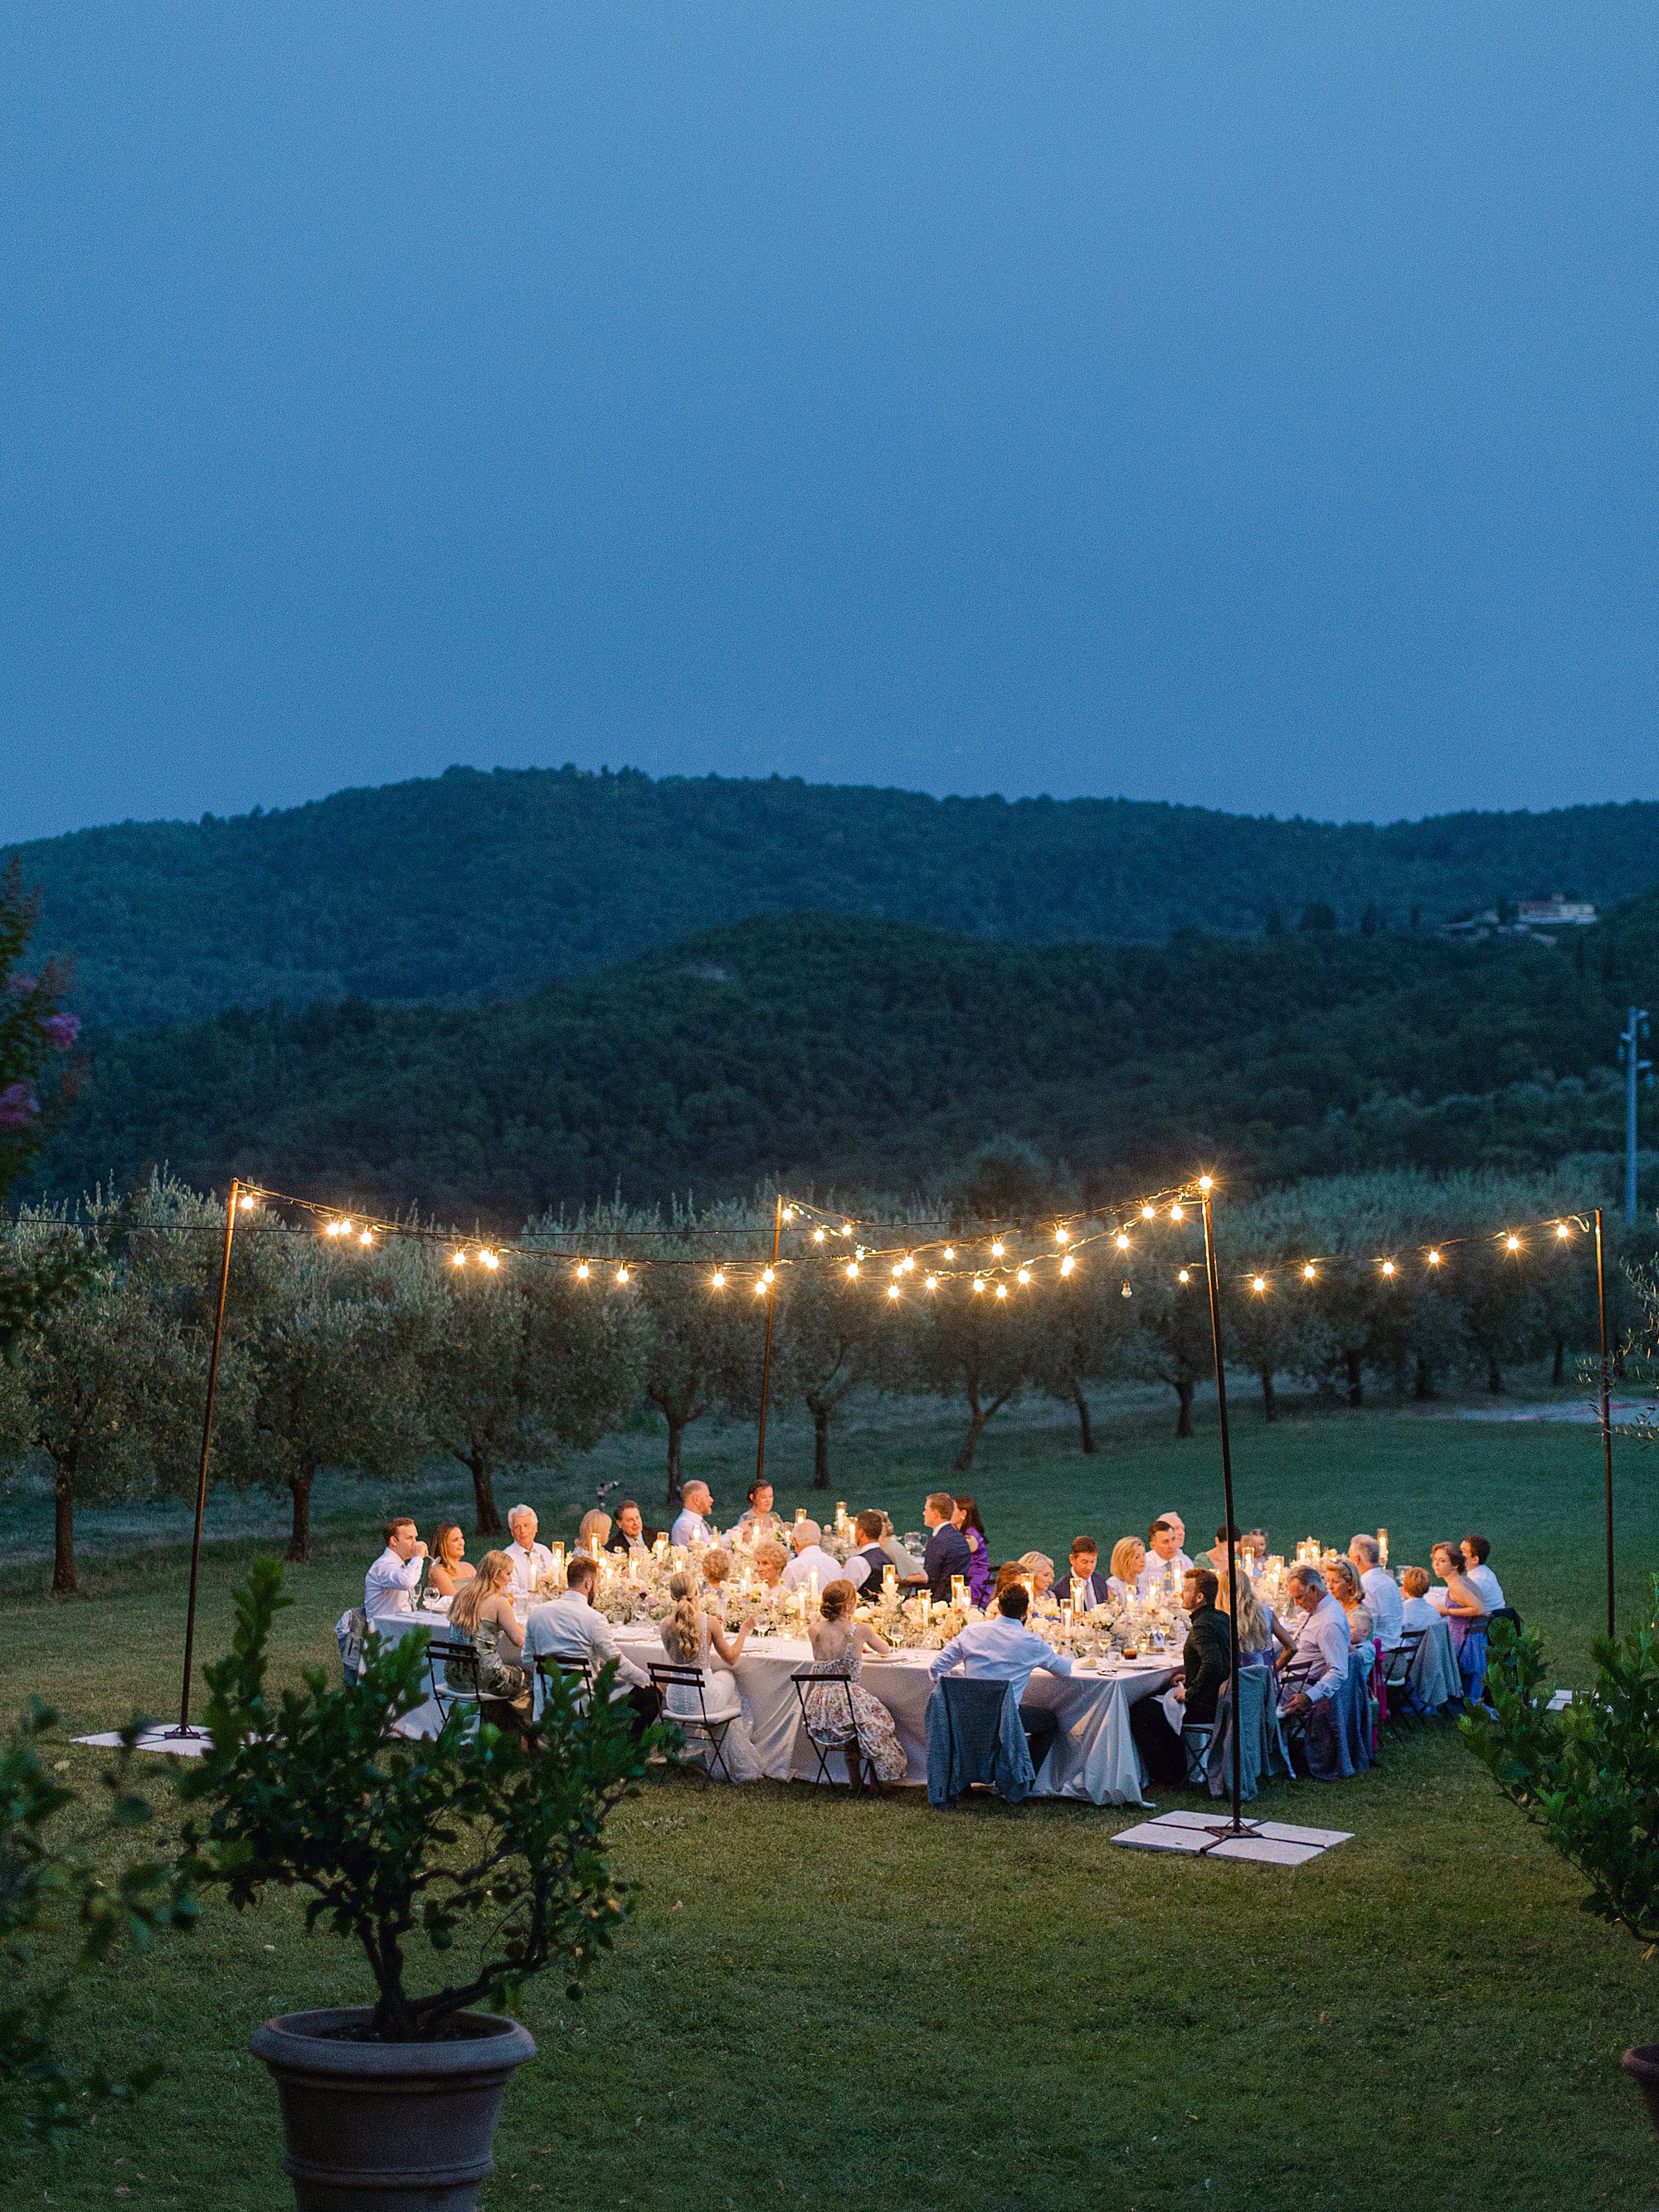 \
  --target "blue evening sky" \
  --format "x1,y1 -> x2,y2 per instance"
3,4 -> 1656,840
